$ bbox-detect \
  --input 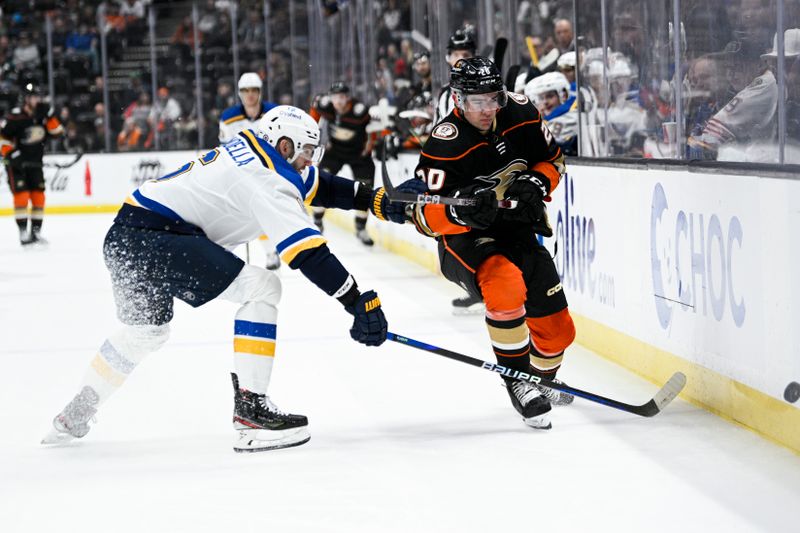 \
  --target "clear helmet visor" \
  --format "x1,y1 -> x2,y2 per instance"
297,143 -> 325,165
460,90 -> 508,112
